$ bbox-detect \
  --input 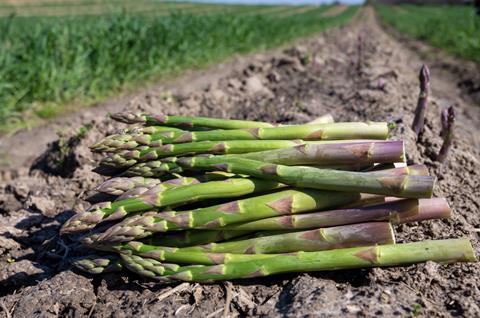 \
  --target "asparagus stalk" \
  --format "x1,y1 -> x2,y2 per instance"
437,106 -> 455,163
95,176 -> 161,196
111,112 -> 277,129
71,255 -> 123,274
121,140 -> 404,175
90,189 -> 360,243
97,174 -> 231,196
161,222 -> 395,254
118,222 -> 394,264
61,178 -> 284,234
177,157 -> 435,198
220,197 -> 451,231
412,65 -> 430,135
96,122 -> 390,150
100,140 -> 313,168
133,239 -> 476,282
